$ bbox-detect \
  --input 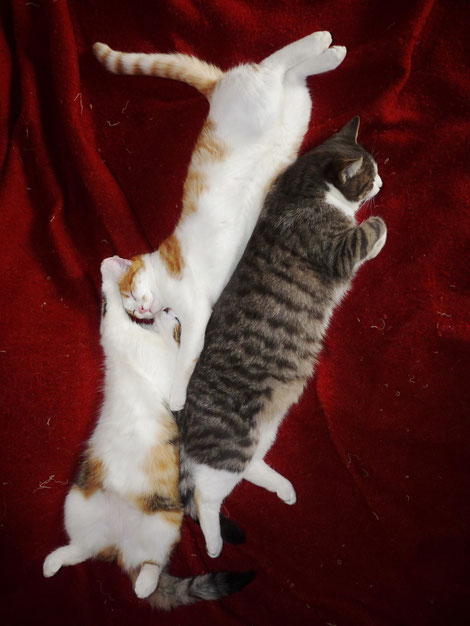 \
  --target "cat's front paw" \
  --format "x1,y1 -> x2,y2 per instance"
169,392 -> 186,412
366,217 -> 387,260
